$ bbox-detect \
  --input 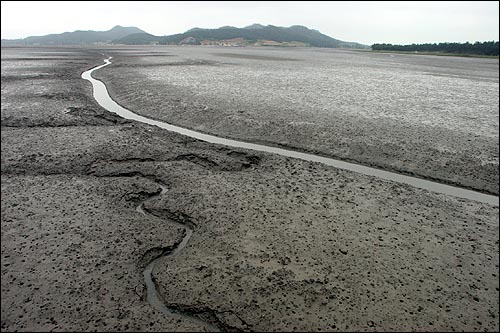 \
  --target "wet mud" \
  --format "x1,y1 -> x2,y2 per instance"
1,46 -> 498,332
